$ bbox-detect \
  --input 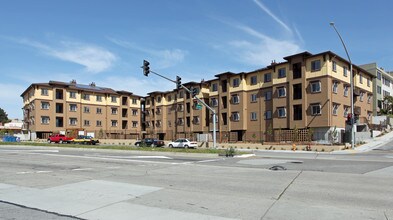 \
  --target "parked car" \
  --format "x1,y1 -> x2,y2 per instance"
134,138 -> 165,147
71,135 -> 99,145
168,138 -> 198,148
47,134 -> 74,144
